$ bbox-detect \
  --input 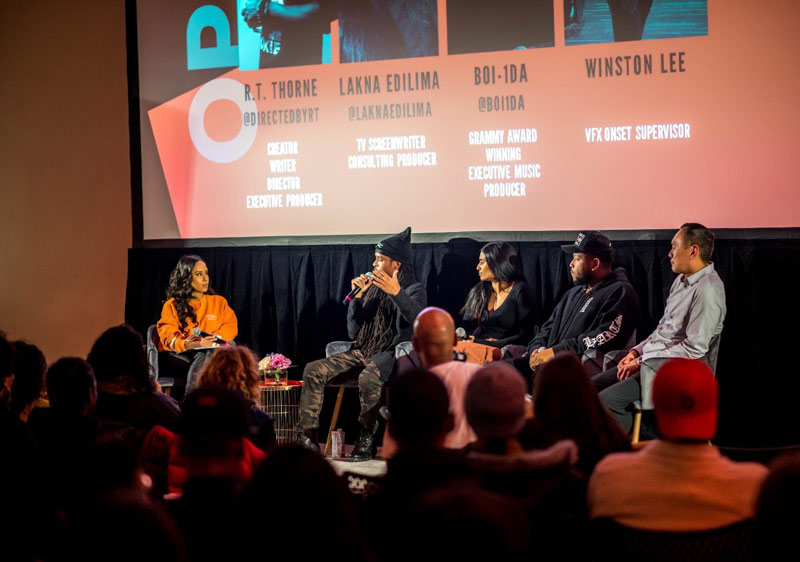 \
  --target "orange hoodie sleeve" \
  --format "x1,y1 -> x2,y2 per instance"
156,299 -> 188,352
213,297 -> 238,342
